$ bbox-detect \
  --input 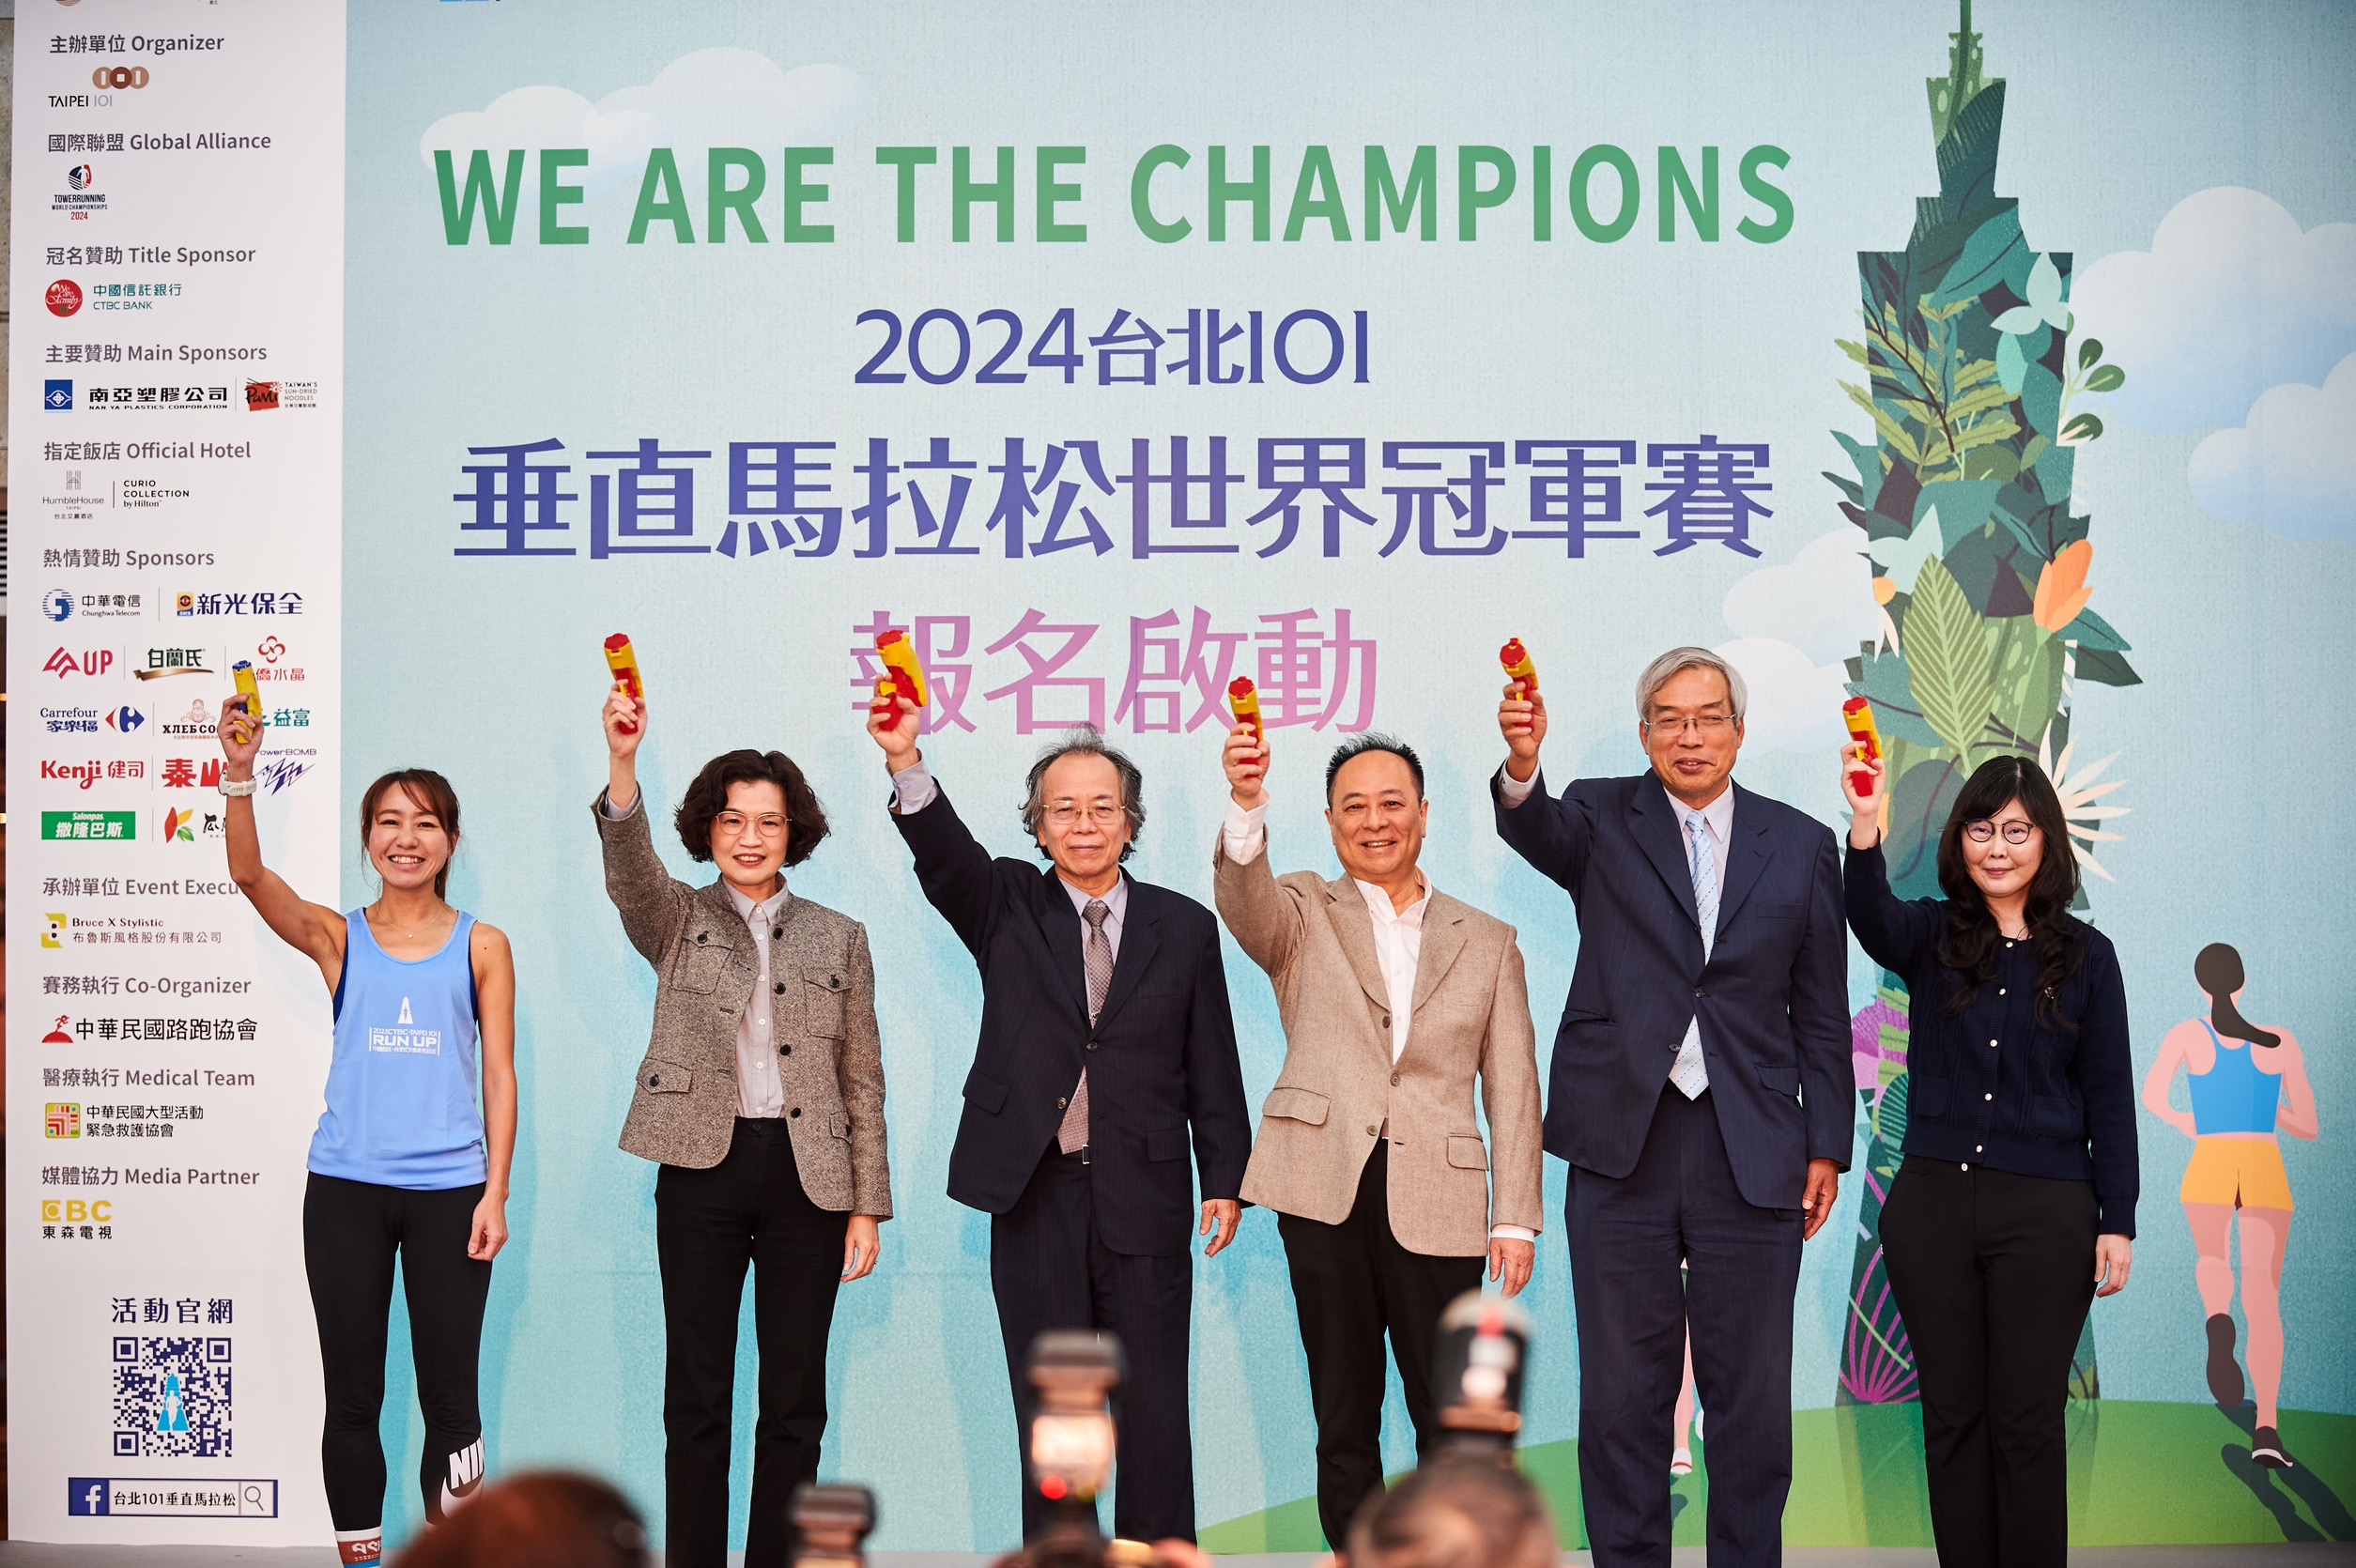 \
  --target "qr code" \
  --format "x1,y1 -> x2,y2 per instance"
112,1336 -> 232,1458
